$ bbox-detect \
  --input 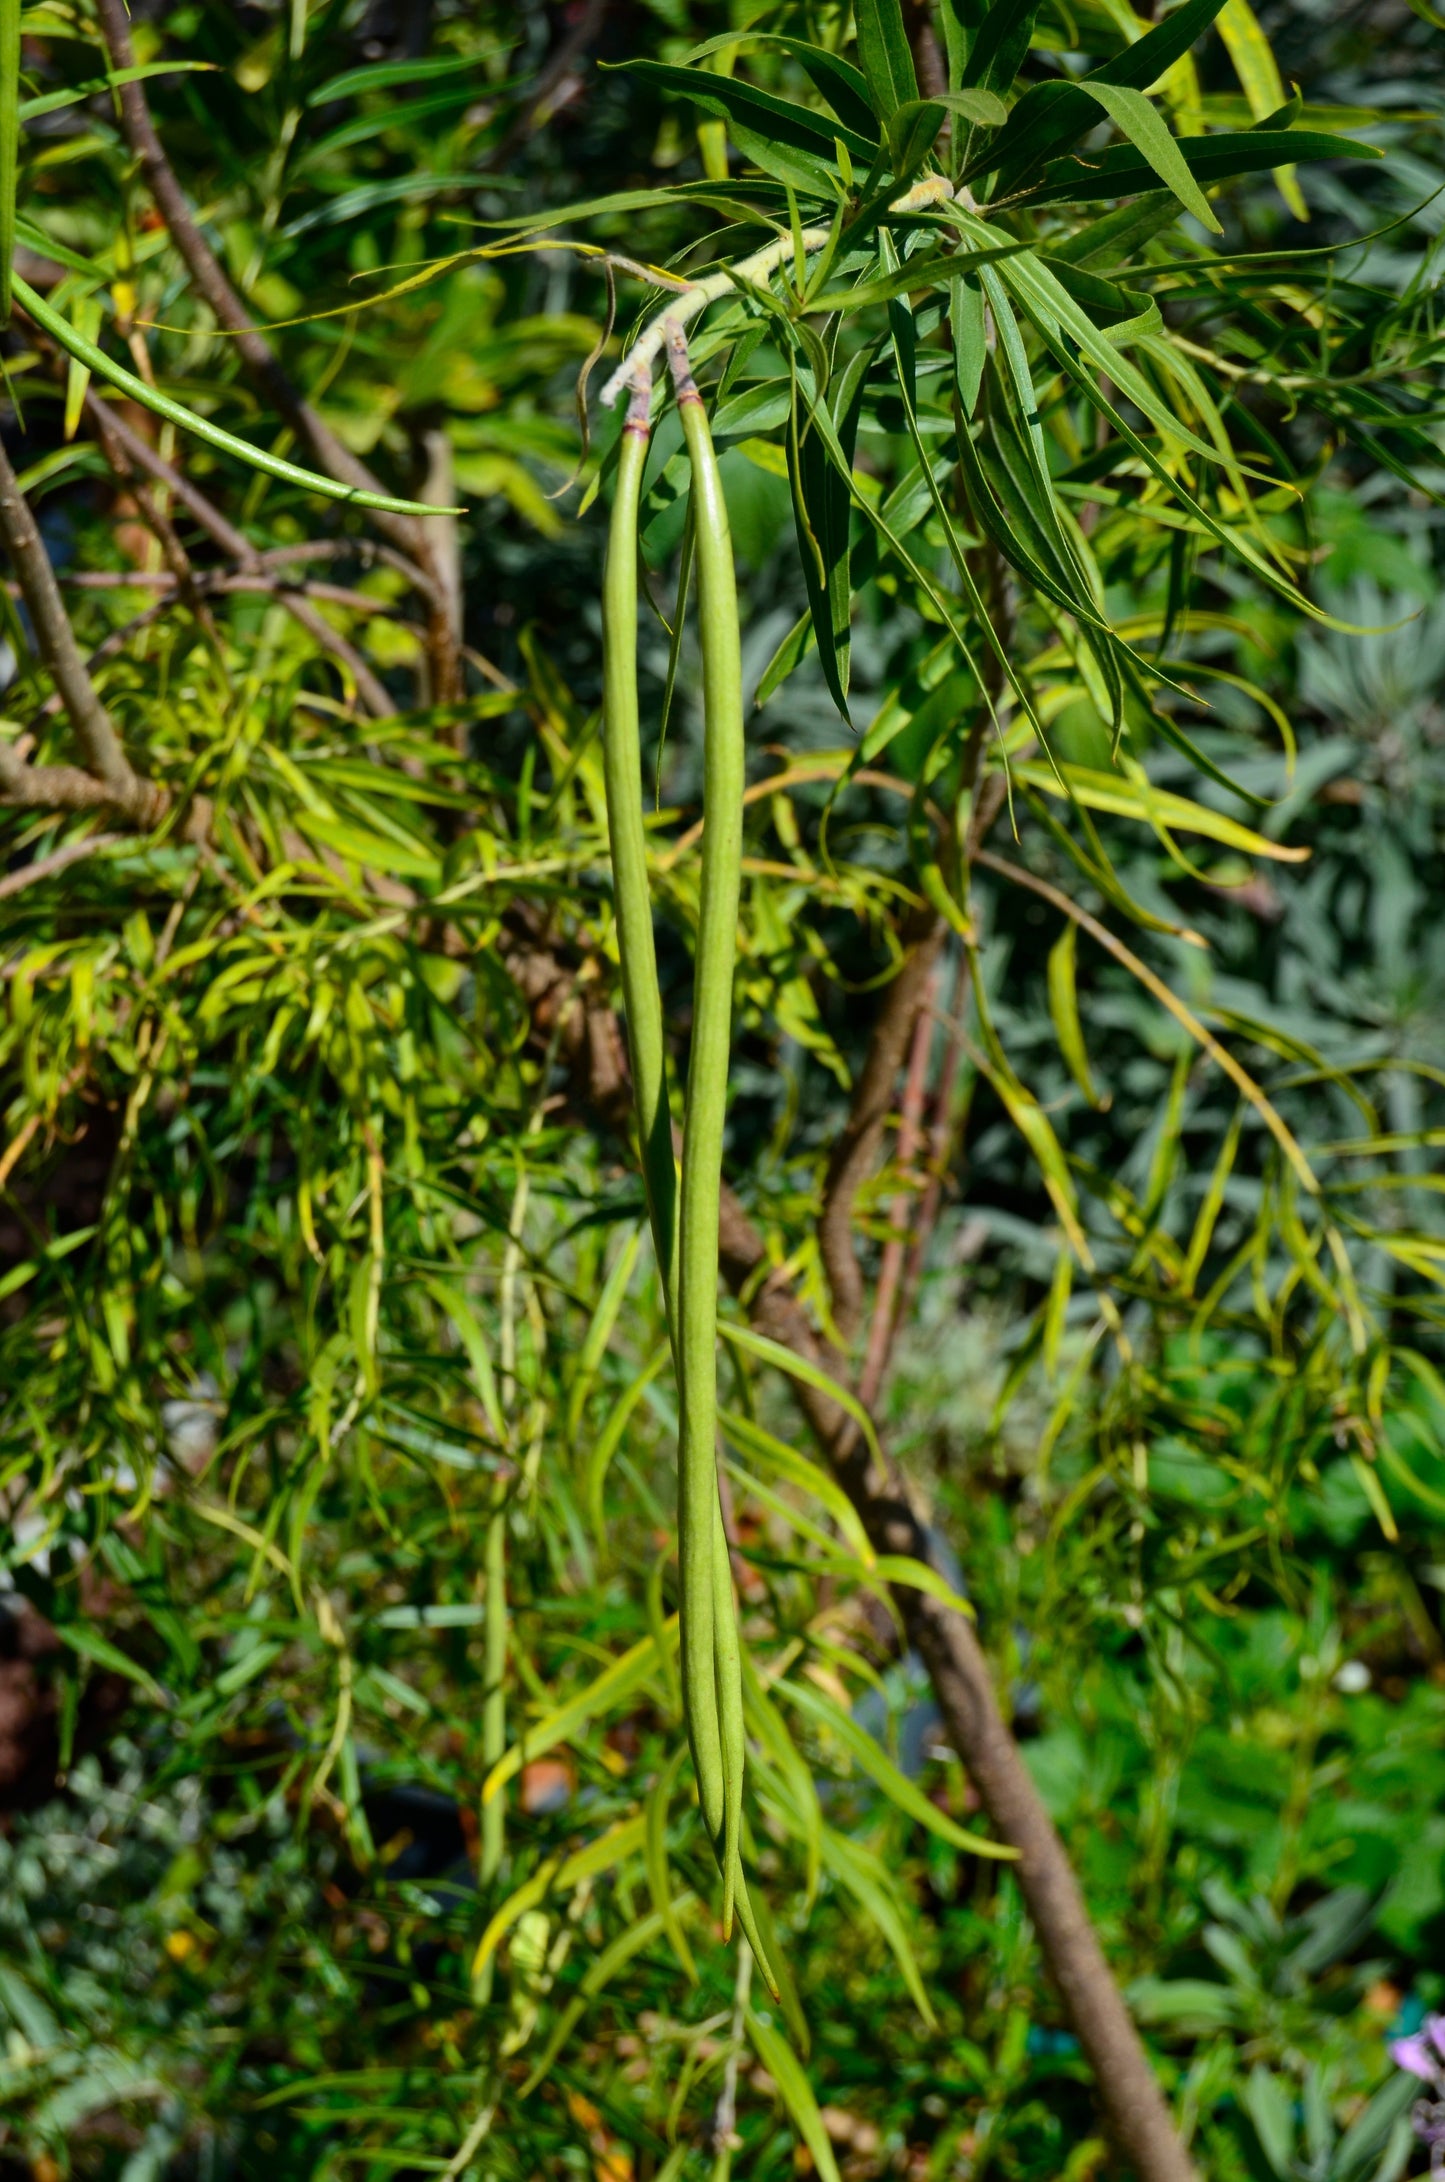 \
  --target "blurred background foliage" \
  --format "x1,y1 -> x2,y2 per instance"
0,0 -> 1443,2178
